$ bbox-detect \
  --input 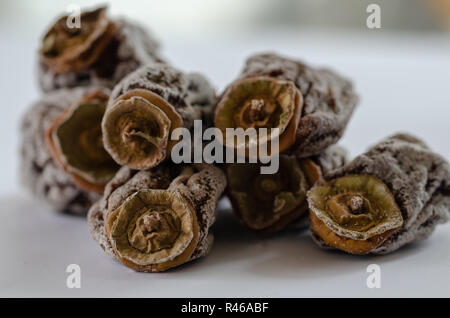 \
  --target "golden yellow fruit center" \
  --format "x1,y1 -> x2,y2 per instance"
78,125 -> 111,162
128,209 -> 181,254
307,174 -> 404,240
